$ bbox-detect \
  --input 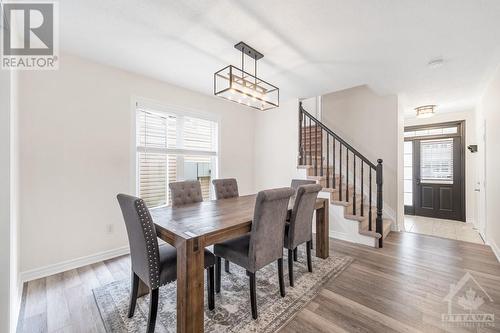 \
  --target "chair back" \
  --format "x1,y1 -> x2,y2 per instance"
248,187 -> 295,271
169,180 -> 203,207
116,194 -> 161,289
290,179 -> 316,191
287,184 -> 322,248
212,178 -> 239,199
